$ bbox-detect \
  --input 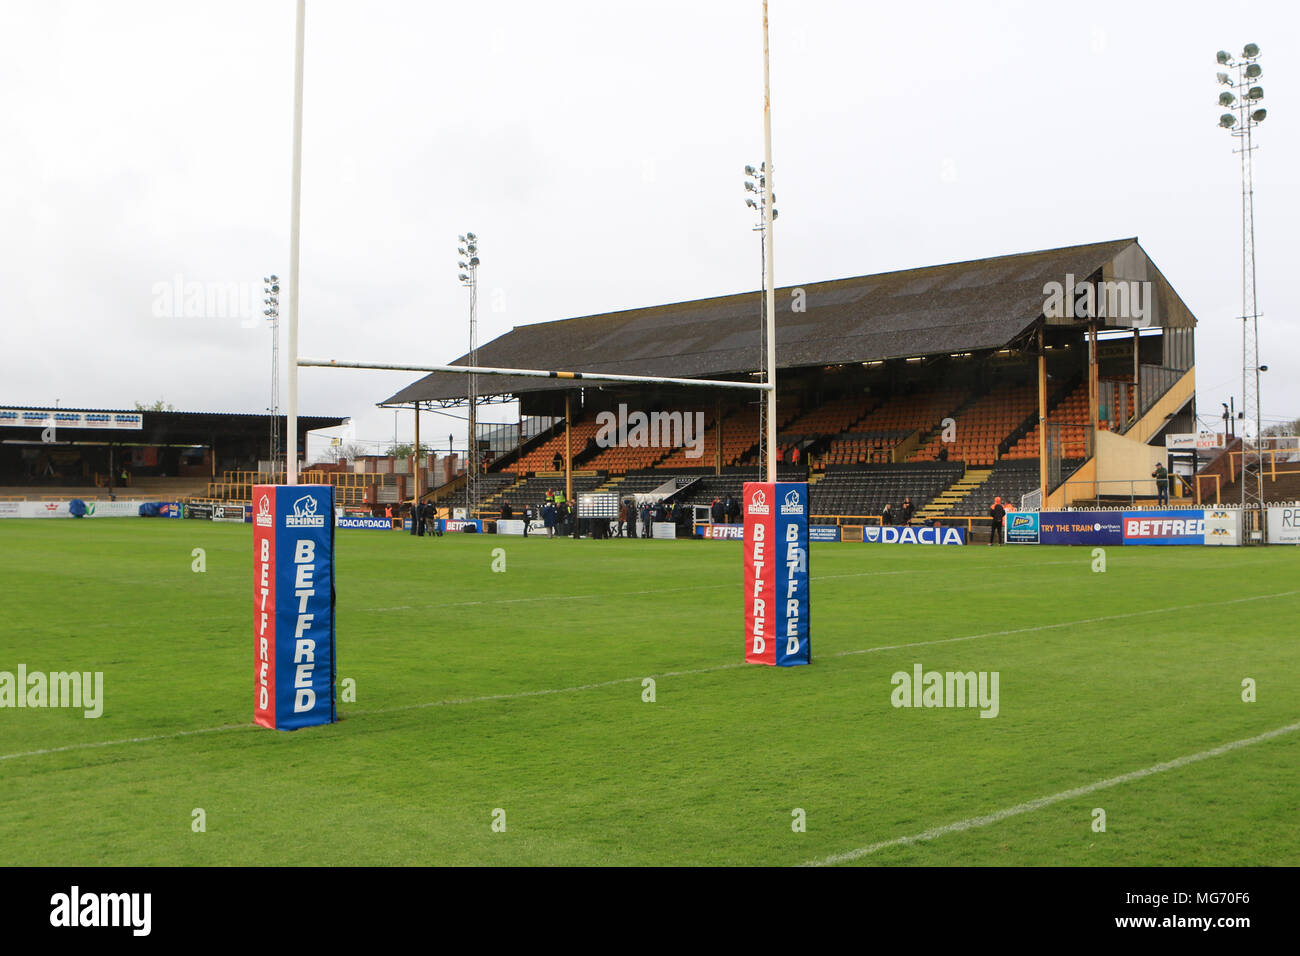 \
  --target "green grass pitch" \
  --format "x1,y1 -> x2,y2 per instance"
0,518 -> 1296,866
